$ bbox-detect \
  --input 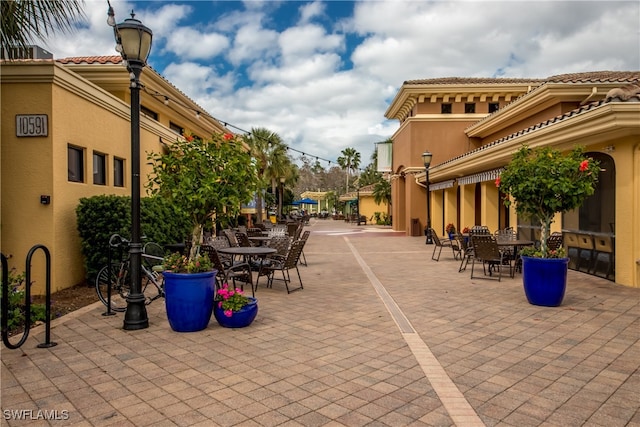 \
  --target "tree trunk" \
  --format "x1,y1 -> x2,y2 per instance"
189,224 -> 203,261
255,194 -> 264,223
